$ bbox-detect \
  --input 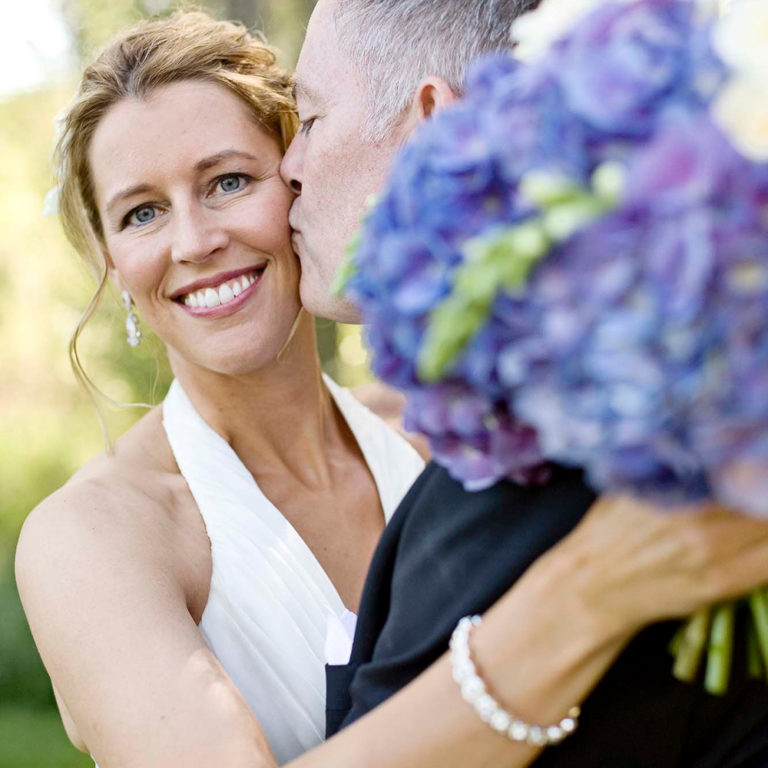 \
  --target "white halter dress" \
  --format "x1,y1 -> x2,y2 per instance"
161,375 -> 425,764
